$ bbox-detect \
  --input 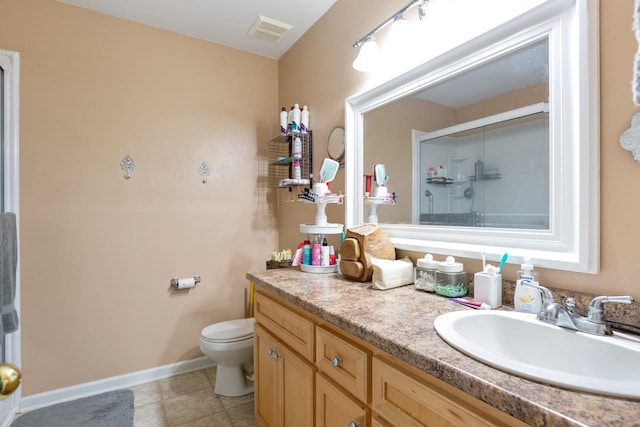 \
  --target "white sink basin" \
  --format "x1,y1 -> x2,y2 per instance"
434,309 -> 640,399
